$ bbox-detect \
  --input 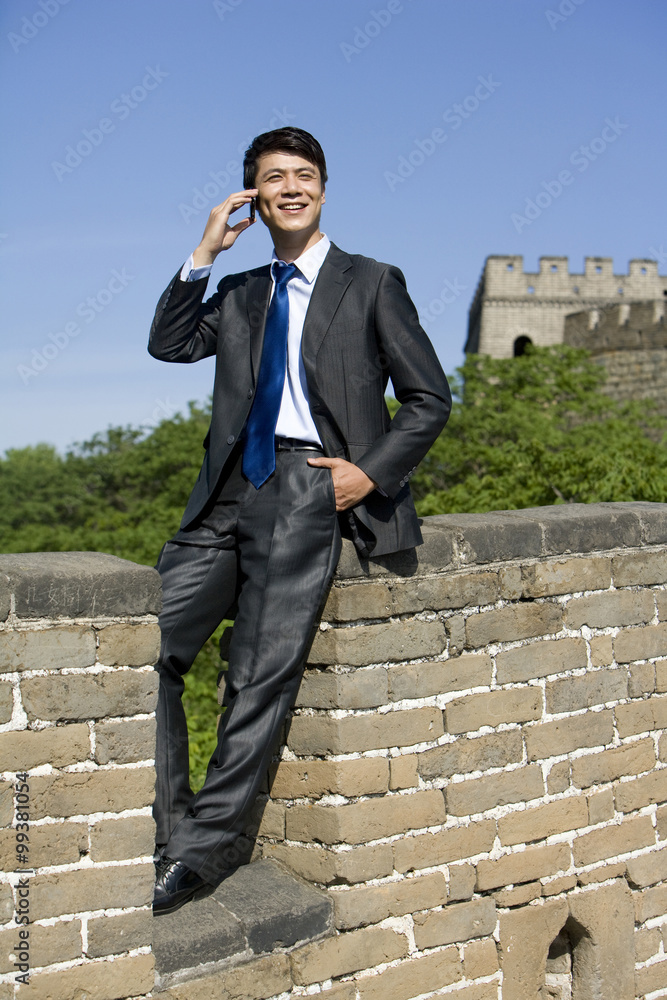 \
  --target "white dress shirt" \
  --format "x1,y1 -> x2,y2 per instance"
180,235 -> 331,444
